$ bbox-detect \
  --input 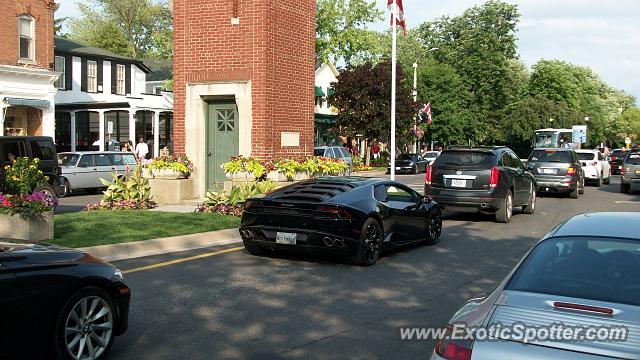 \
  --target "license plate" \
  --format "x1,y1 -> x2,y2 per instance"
451,179 -> 466,187
276,232 -> 297,245
542,168 -> 556,174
